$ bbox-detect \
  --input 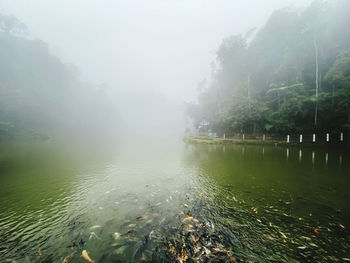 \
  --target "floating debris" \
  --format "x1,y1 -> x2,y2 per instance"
191,235 -> 199,243
81,250 -> 94,263
61,251 -> 75,263
182,216 -> 198,223
141,252 -> 147,261
34,249 -> 43,263
89,232 -> 100,240
114,245 -> 127,255
279,231 -> 287,239
149,230 -> 158,240
135,215 -> 148,220
113,232 -> 121,240
152,212 -> 246,263
263,234 -> 274,240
